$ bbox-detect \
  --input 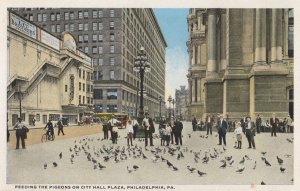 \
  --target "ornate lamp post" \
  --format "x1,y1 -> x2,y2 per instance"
172,98 -> 175,117
168,95 -> 172,120
133,47 -> 151,124
18,85 -> 23,119
159,96 -> 162,119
